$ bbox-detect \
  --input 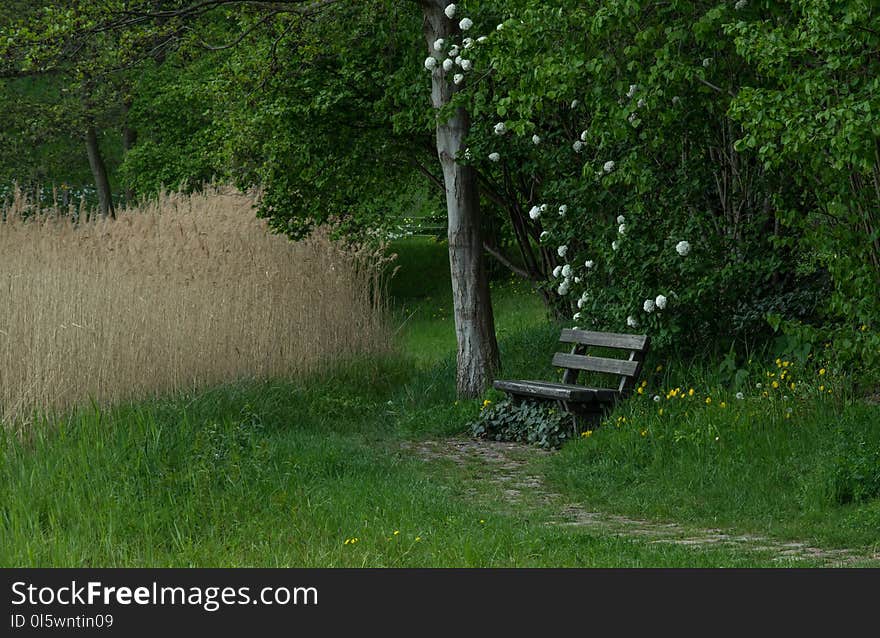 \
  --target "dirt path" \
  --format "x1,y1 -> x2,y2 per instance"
402,437 -> 880,567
